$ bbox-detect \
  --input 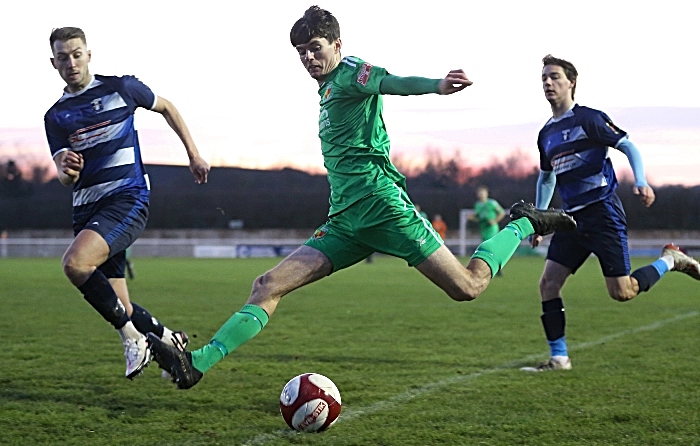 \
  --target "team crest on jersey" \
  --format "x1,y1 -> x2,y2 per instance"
356,63 -> 372,86
91,98 -> 103,112
561,129 -> 570,141
313,225 -> 329,240
322,85 -> 333,102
